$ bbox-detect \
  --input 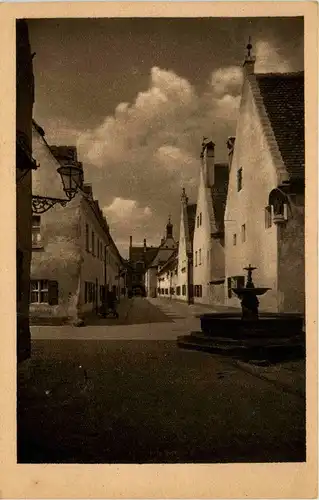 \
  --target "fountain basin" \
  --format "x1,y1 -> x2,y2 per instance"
200,312 -> 304,339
